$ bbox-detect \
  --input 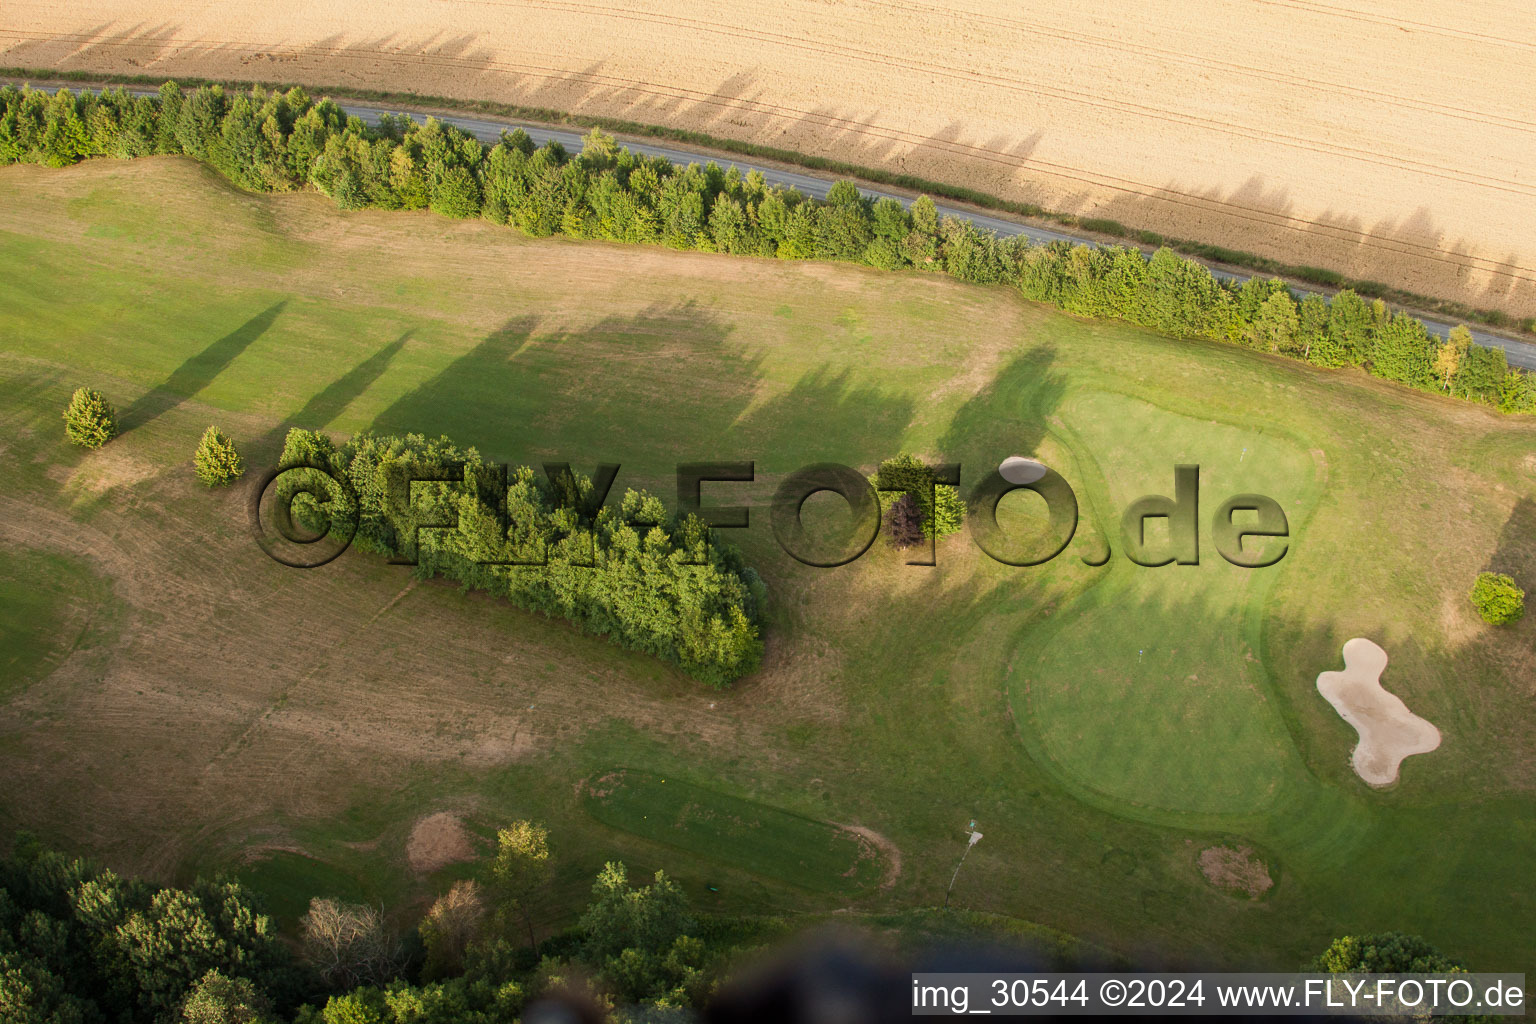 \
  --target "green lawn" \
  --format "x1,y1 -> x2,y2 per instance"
0,547 -> 116,701
1,156 -> 1534,974
583,770 -> 885,894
